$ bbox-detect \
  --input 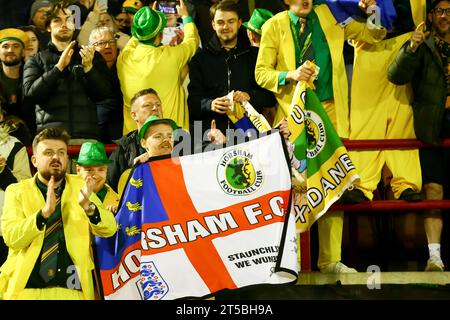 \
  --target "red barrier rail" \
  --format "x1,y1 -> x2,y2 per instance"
67,144 -> 118,155
300,199 -> 450,272
25,138 -> 450,273
299,138 -> 449,272
26,144 -> 118,156
343,138 -> 450,150
332,200 -> 450,211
